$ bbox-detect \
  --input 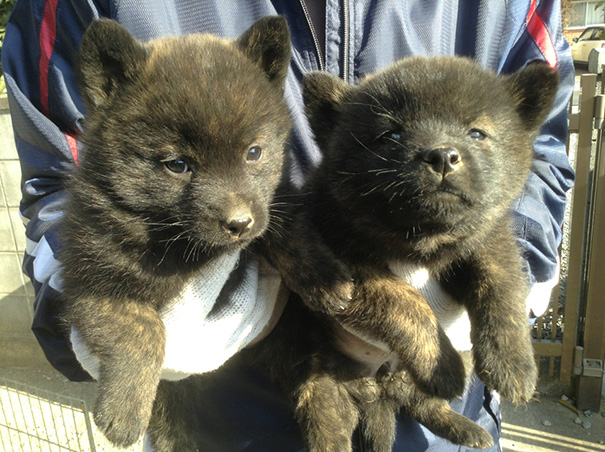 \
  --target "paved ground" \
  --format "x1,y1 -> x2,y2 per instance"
500,378 -> 605,452
1,365 -> 603,452
0,366 -> 143,452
